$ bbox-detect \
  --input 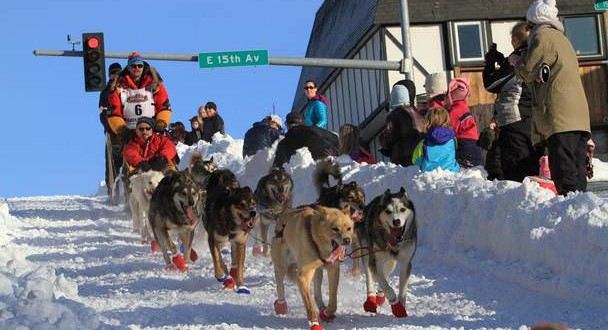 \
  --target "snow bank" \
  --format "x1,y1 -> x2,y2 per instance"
0,200 -> 100,329
180,134 -> 608,304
